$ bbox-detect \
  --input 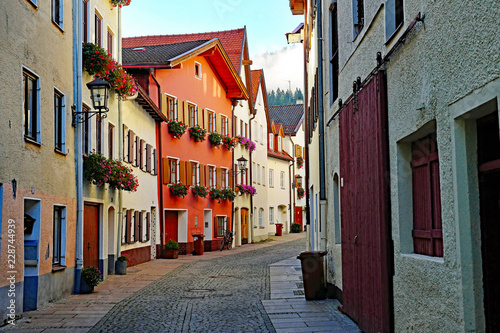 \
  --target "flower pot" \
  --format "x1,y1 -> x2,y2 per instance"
80,278 -> 94,294
115,260 -> 127,275
164,249 -> 179,259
